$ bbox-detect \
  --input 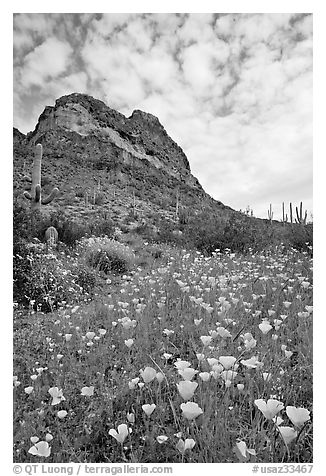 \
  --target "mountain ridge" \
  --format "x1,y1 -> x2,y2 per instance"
13,93 -> 235,233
